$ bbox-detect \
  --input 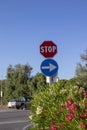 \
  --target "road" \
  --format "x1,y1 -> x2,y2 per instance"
0,108 -> 32,130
